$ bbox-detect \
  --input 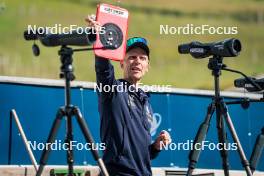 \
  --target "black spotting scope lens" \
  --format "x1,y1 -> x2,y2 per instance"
232,39 -> 241,54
